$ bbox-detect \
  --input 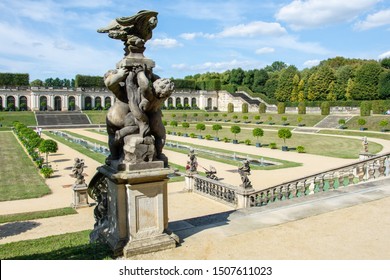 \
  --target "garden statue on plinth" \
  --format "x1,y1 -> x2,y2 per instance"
71,158 -> 89,208
88,10 -> 178,258
238,159 -> 252,189
186,148 -> 198,174
359,136 -> 374,160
